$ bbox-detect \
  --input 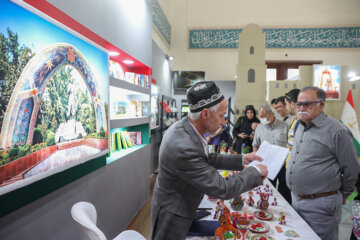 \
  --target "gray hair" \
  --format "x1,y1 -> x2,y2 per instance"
300,86 -> 326,102
188,102 -> 221,120
258,104 -> 273,114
